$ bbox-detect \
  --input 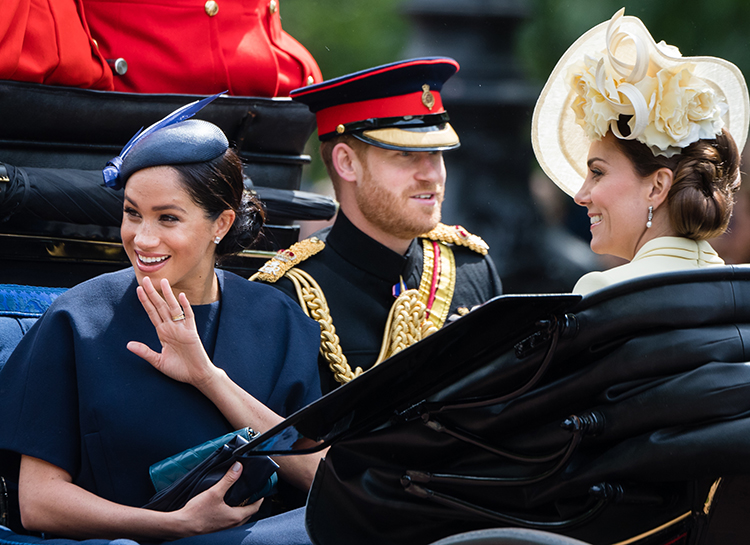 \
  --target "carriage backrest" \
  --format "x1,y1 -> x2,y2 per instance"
0,285 -> 67,371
